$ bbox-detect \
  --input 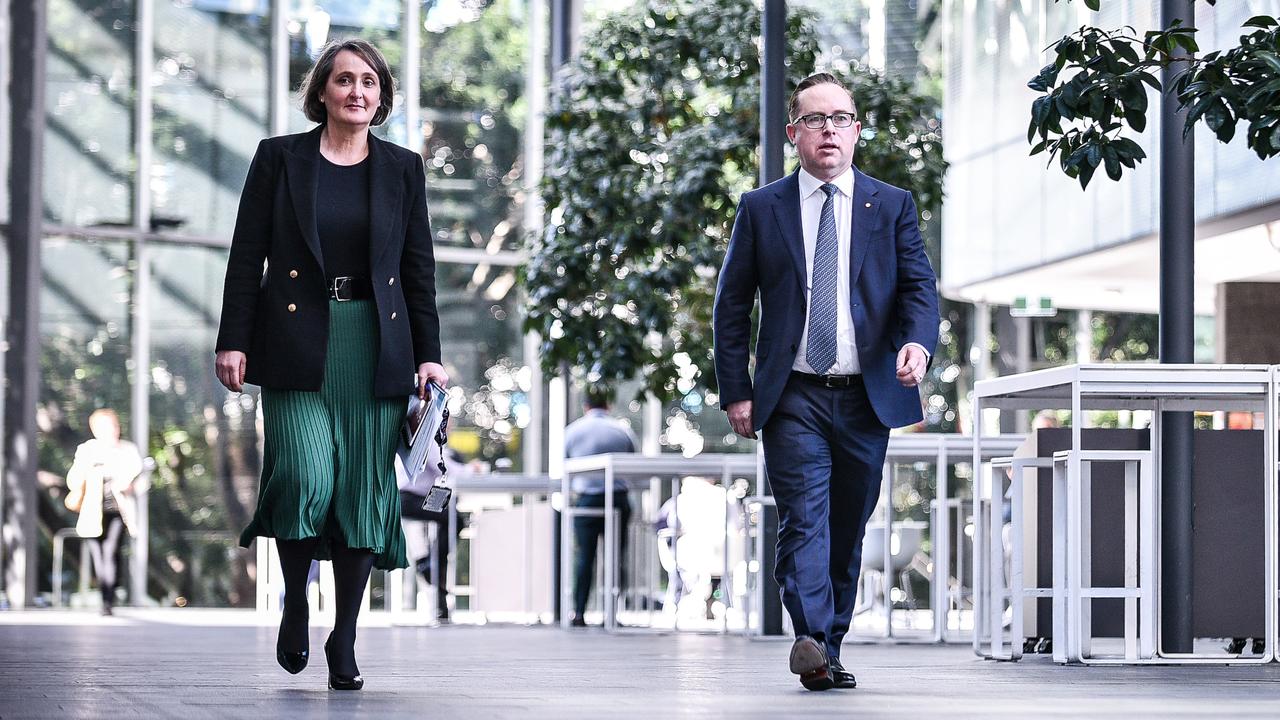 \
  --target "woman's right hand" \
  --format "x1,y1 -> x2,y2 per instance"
215,350 -> 248,392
